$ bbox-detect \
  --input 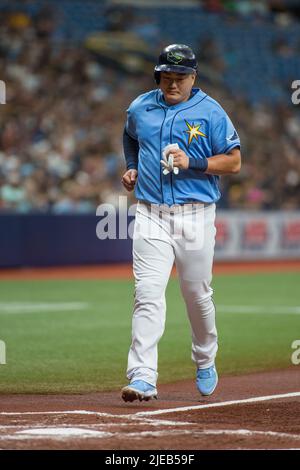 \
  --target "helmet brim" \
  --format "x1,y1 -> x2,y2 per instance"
154,64 -> 197,74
